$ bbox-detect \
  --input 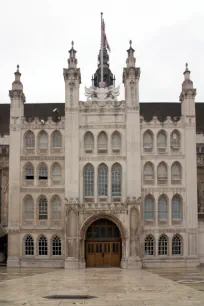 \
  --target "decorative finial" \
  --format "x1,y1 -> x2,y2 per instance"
71,41 -> 74,48
129,40 -> 132,47
17,64 -> 19,72
185,63 -> 188,71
